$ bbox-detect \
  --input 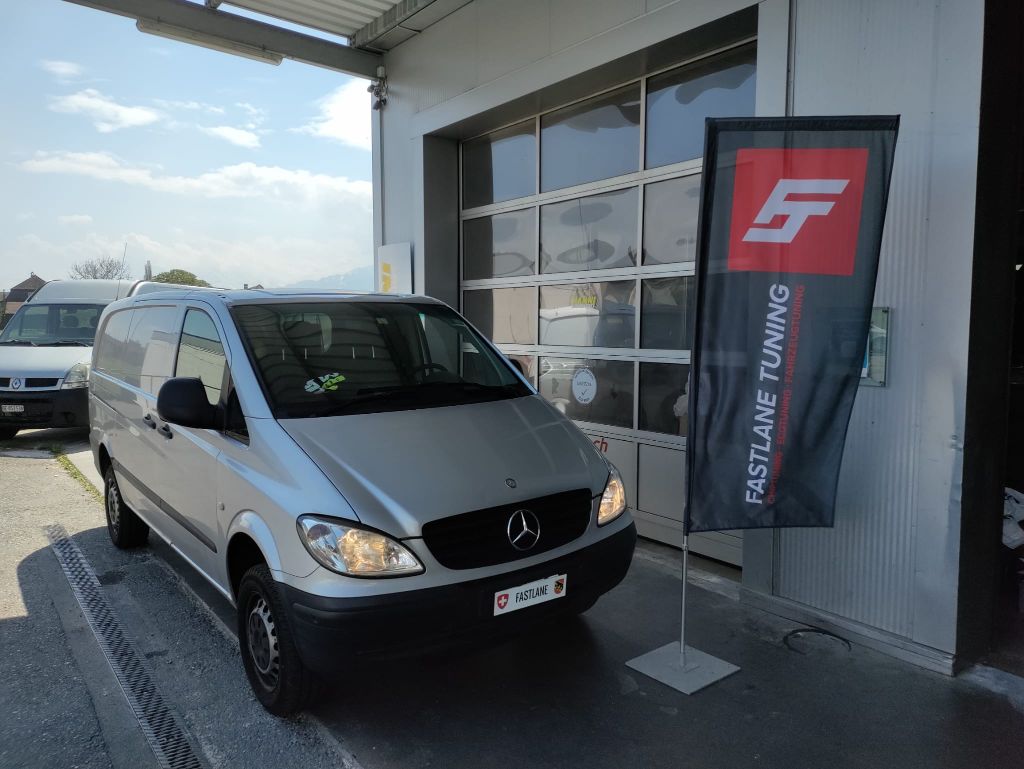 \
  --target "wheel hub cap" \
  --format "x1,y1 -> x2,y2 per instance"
106,481 -> 121,533
247,596 -> 279,687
